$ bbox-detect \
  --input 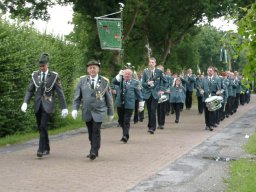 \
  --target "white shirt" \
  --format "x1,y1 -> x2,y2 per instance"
90,74 -> 98,89
173,78 -> 176,86
41,70 -> 48,81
